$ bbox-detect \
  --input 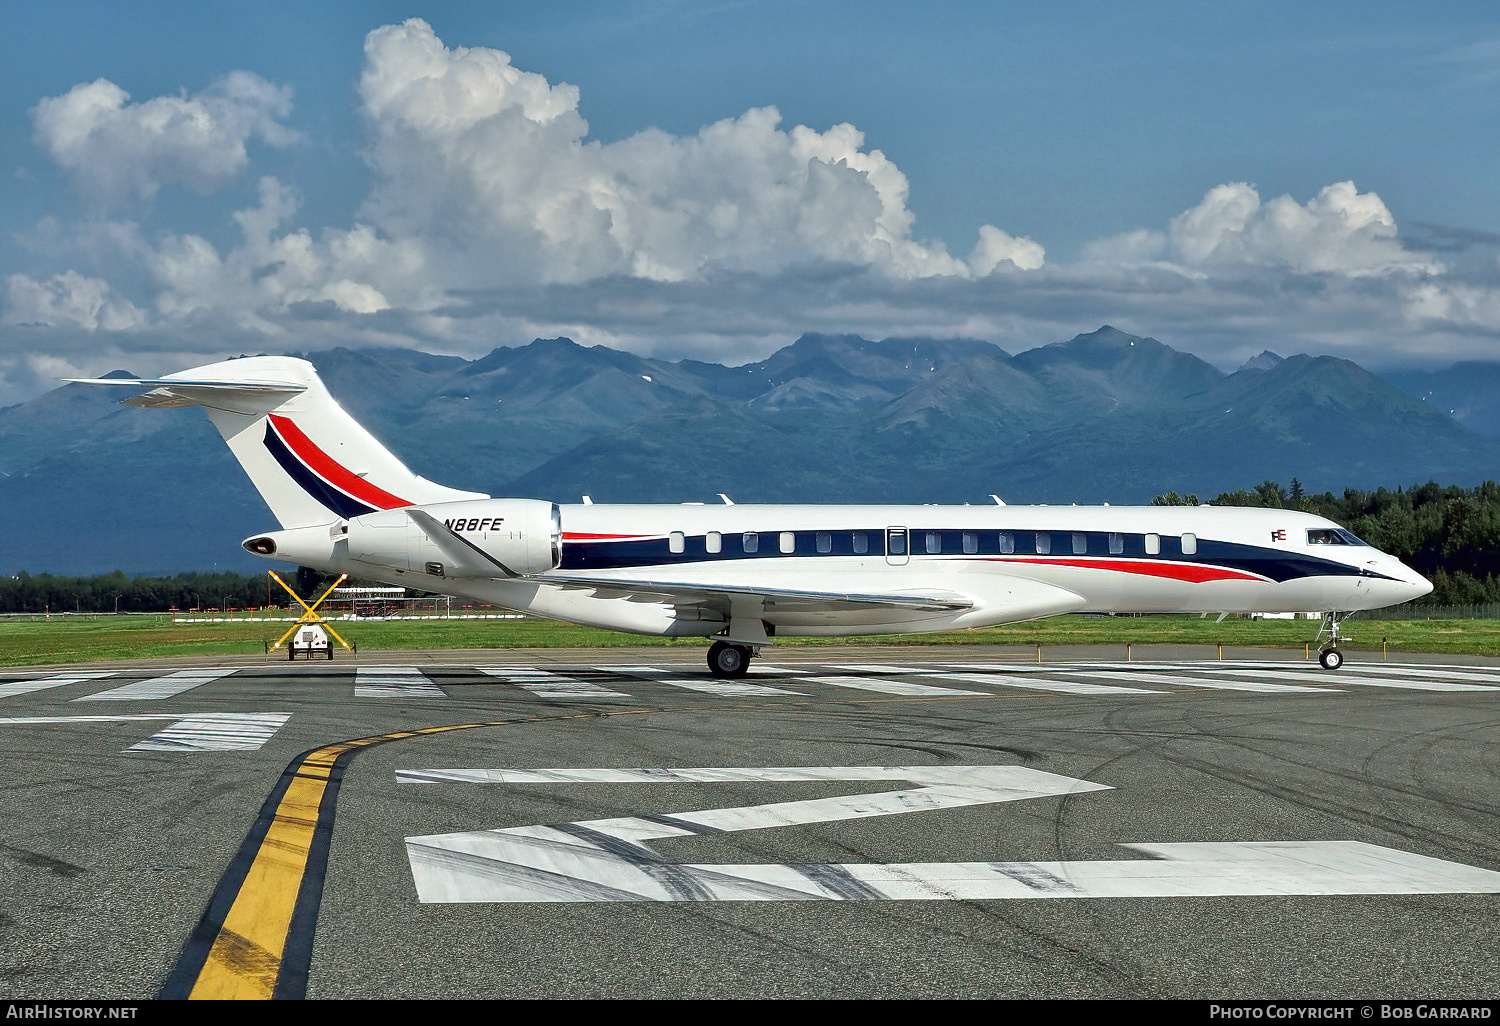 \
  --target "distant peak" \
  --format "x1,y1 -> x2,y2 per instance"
1068,325 -> 1152,348
787,332 -> 868,350
1238,350 -> 1284,372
